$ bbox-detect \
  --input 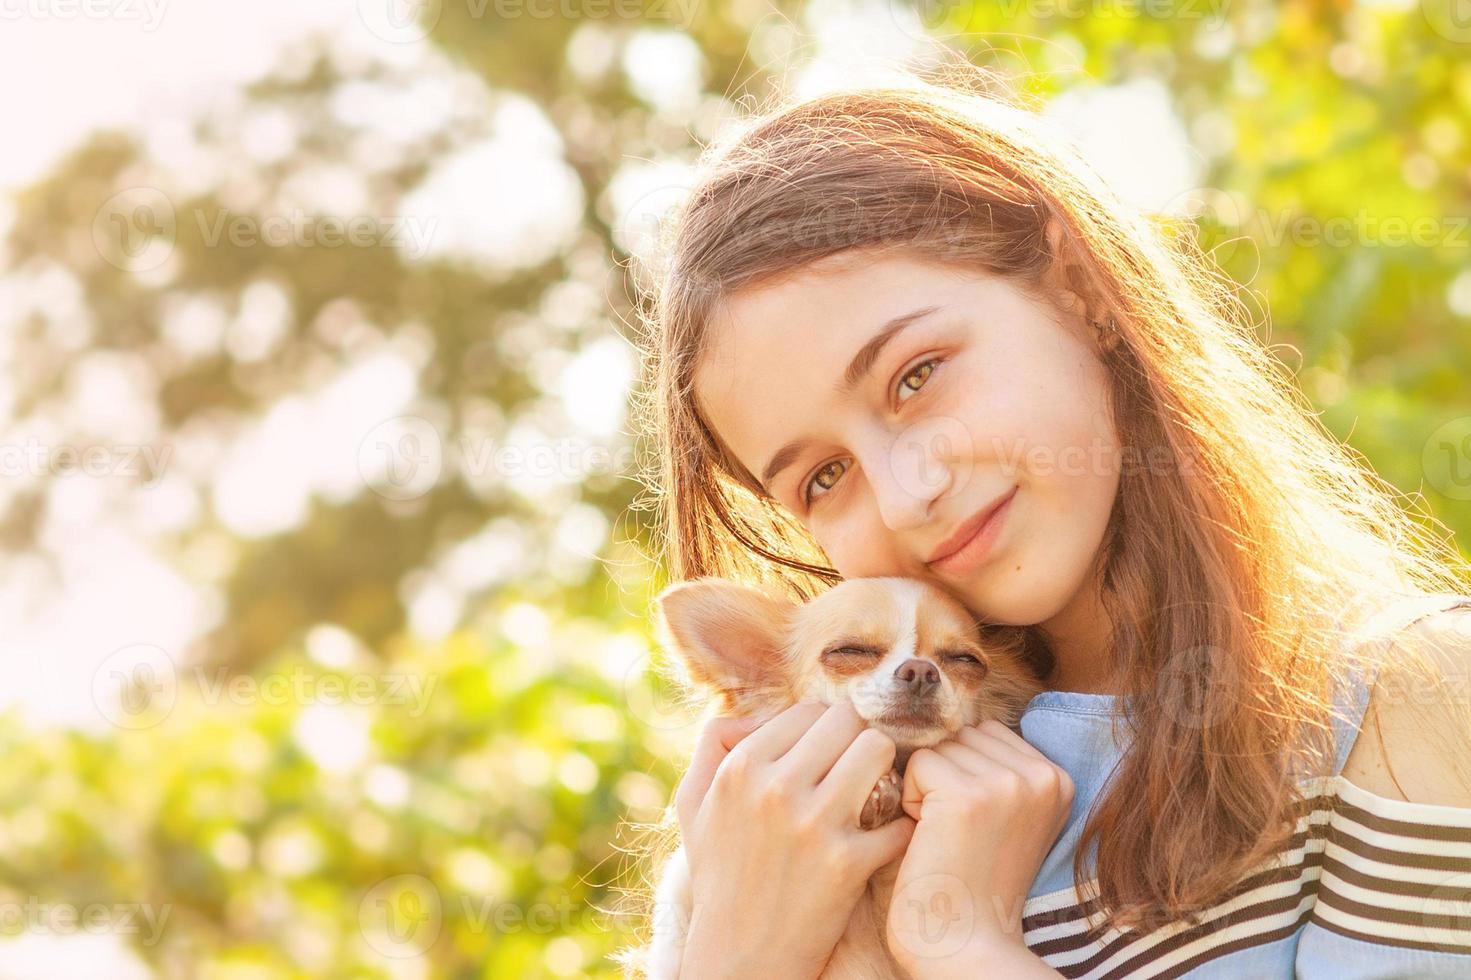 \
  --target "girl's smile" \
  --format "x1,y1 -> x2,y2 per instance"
925,483 -> 1018,577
